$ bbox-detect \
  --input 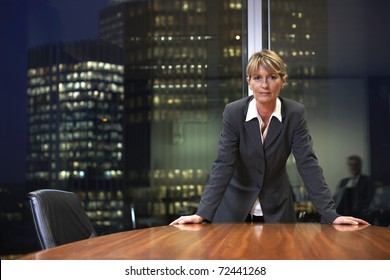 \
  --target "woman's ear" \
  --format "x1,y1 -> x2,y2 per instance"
281,76 -> 287,88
